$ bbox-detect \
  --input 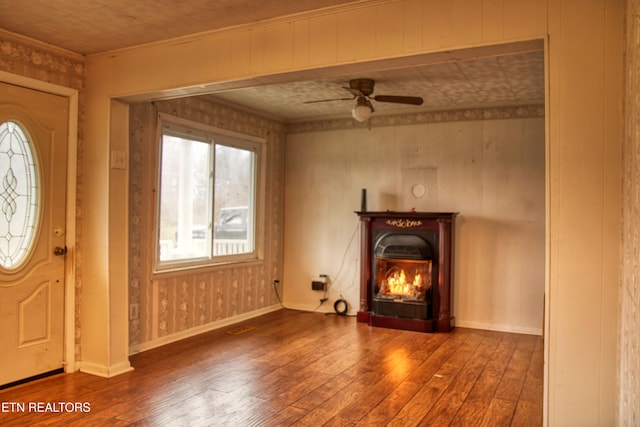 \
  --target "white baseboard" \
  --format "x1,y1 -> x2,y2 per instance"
79,360 -> 134,378
455,319 -> 543,336
129,304 -> 282,355
283,303 -> 542,335
283,302 -> 356,316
